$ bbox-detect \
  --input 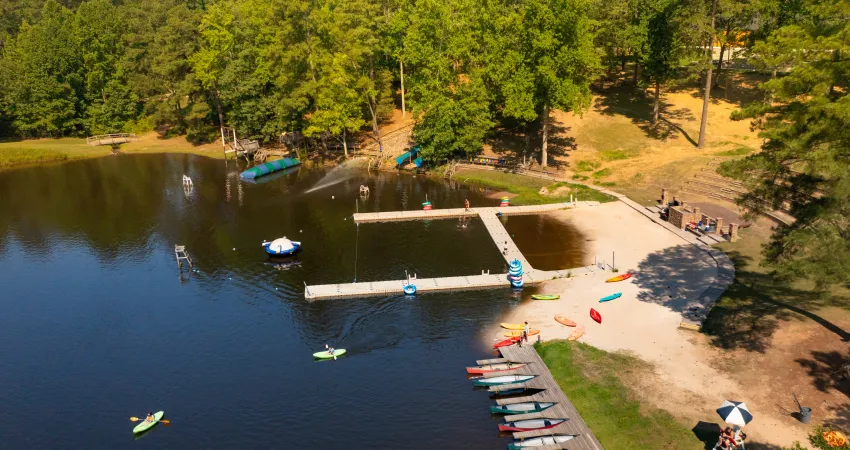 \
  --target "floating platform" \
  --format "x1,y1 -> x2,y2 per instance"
240,157 -> 301,180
